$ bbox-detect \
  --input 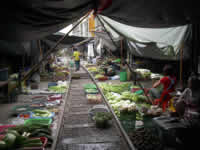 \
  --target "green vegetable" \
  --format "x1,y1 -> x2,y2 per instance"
30,129 -> 51,137
3,133 -> 16,148
83,84 -> 97,90
120,91 -> 135,100
22,142 -> 43,147
10,124 -> 51,134
94,112 -> 112,129
22,138 -> 41,145
95,74 -> 104,79
7,130 -> 20,137
137,95 -> 147,103
48,85 -> 67,93
99,83 -> 132,94
94,112 -> 112,121
0,141 -> 6,150
85,89 -> 98,94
